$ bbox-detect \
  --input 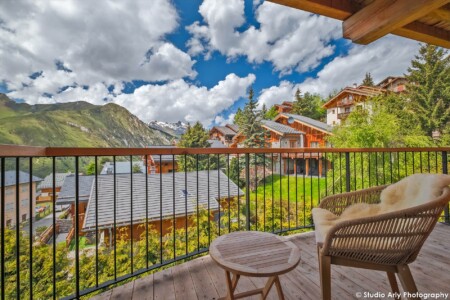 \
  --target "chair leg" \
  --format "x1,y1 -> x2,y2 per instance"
387,272 -> 400,299
319,254 -> 331,300
397,265 -> 420,300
